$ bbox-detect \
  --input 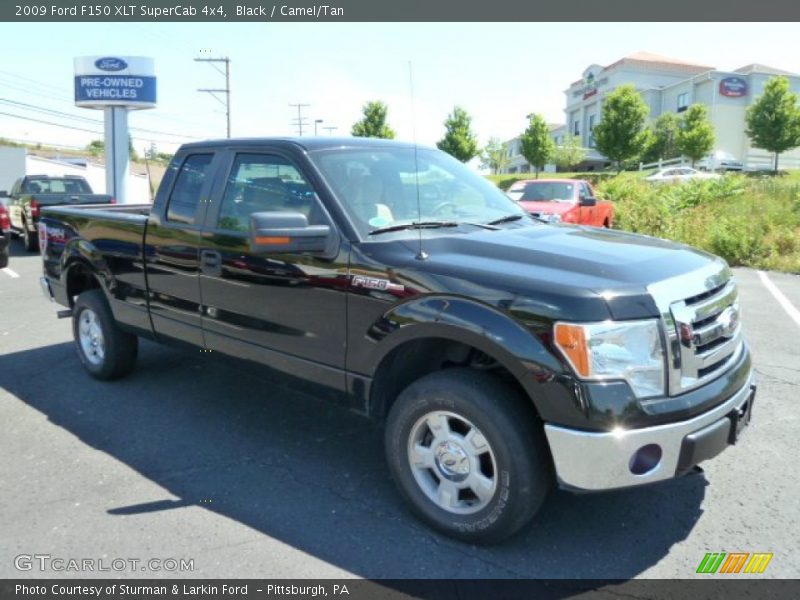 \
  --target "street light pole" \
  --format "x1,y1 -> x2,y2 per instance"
314,119 -> 323,136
